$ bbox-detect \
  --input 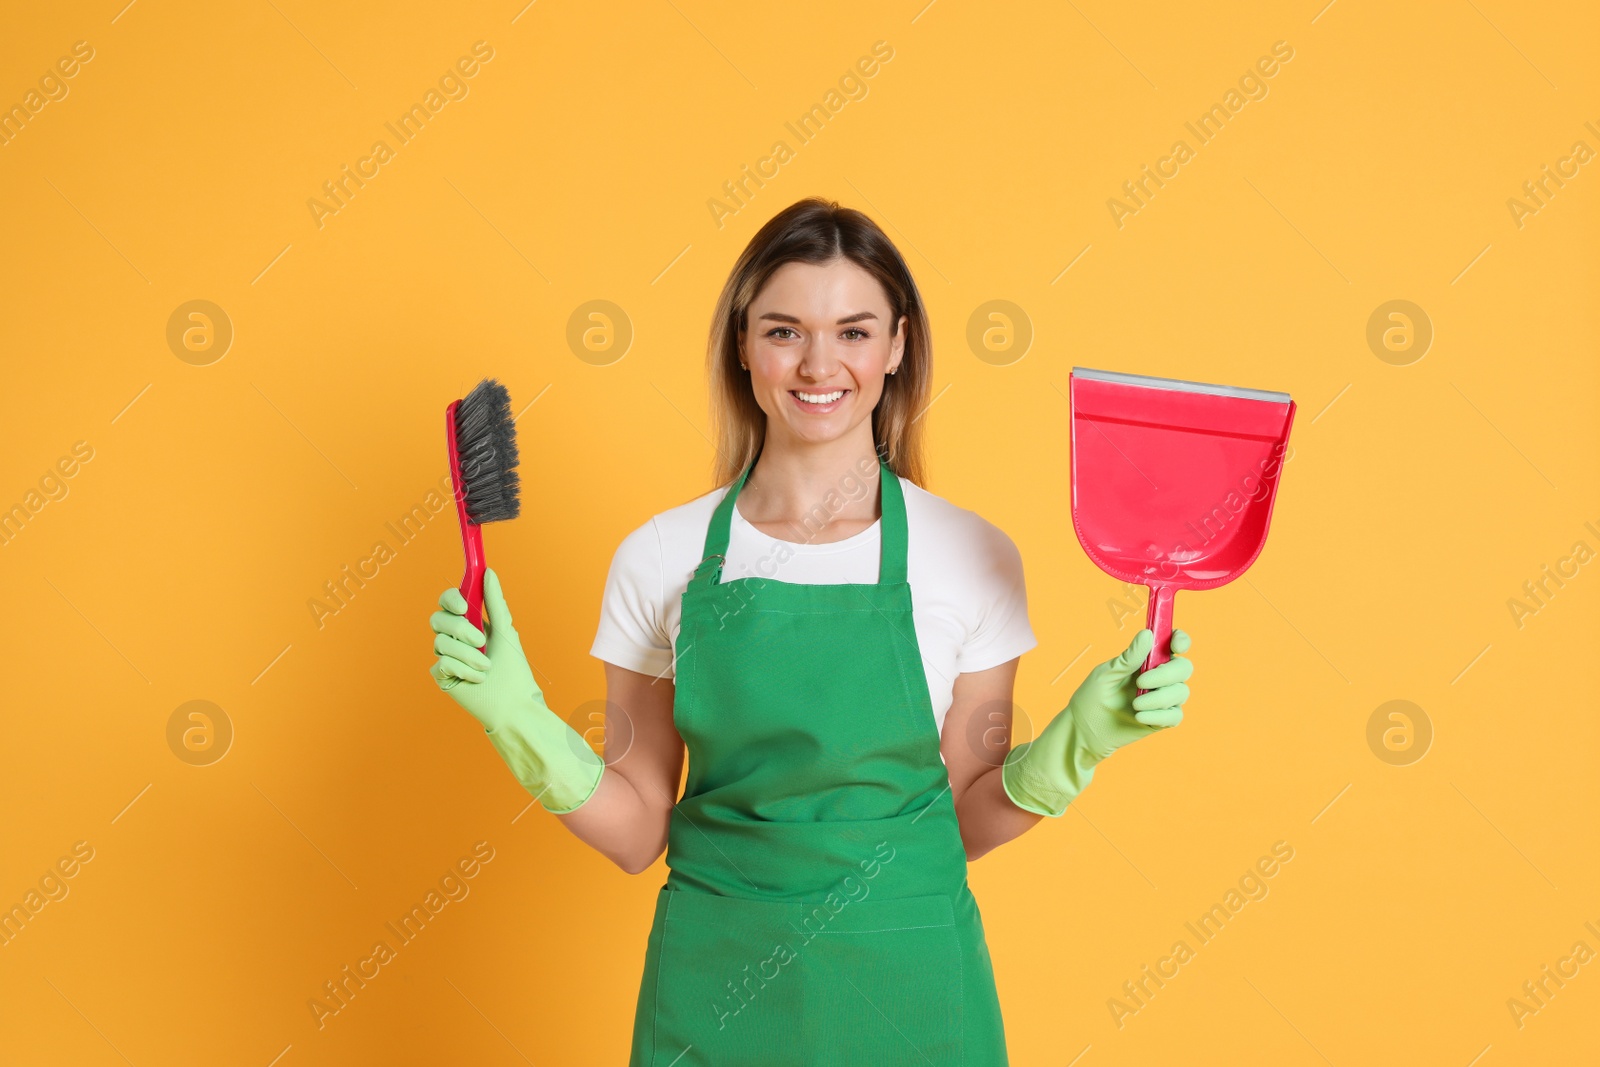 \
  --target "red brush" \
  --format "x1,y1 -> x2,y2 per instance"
446,378 -> 522,650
